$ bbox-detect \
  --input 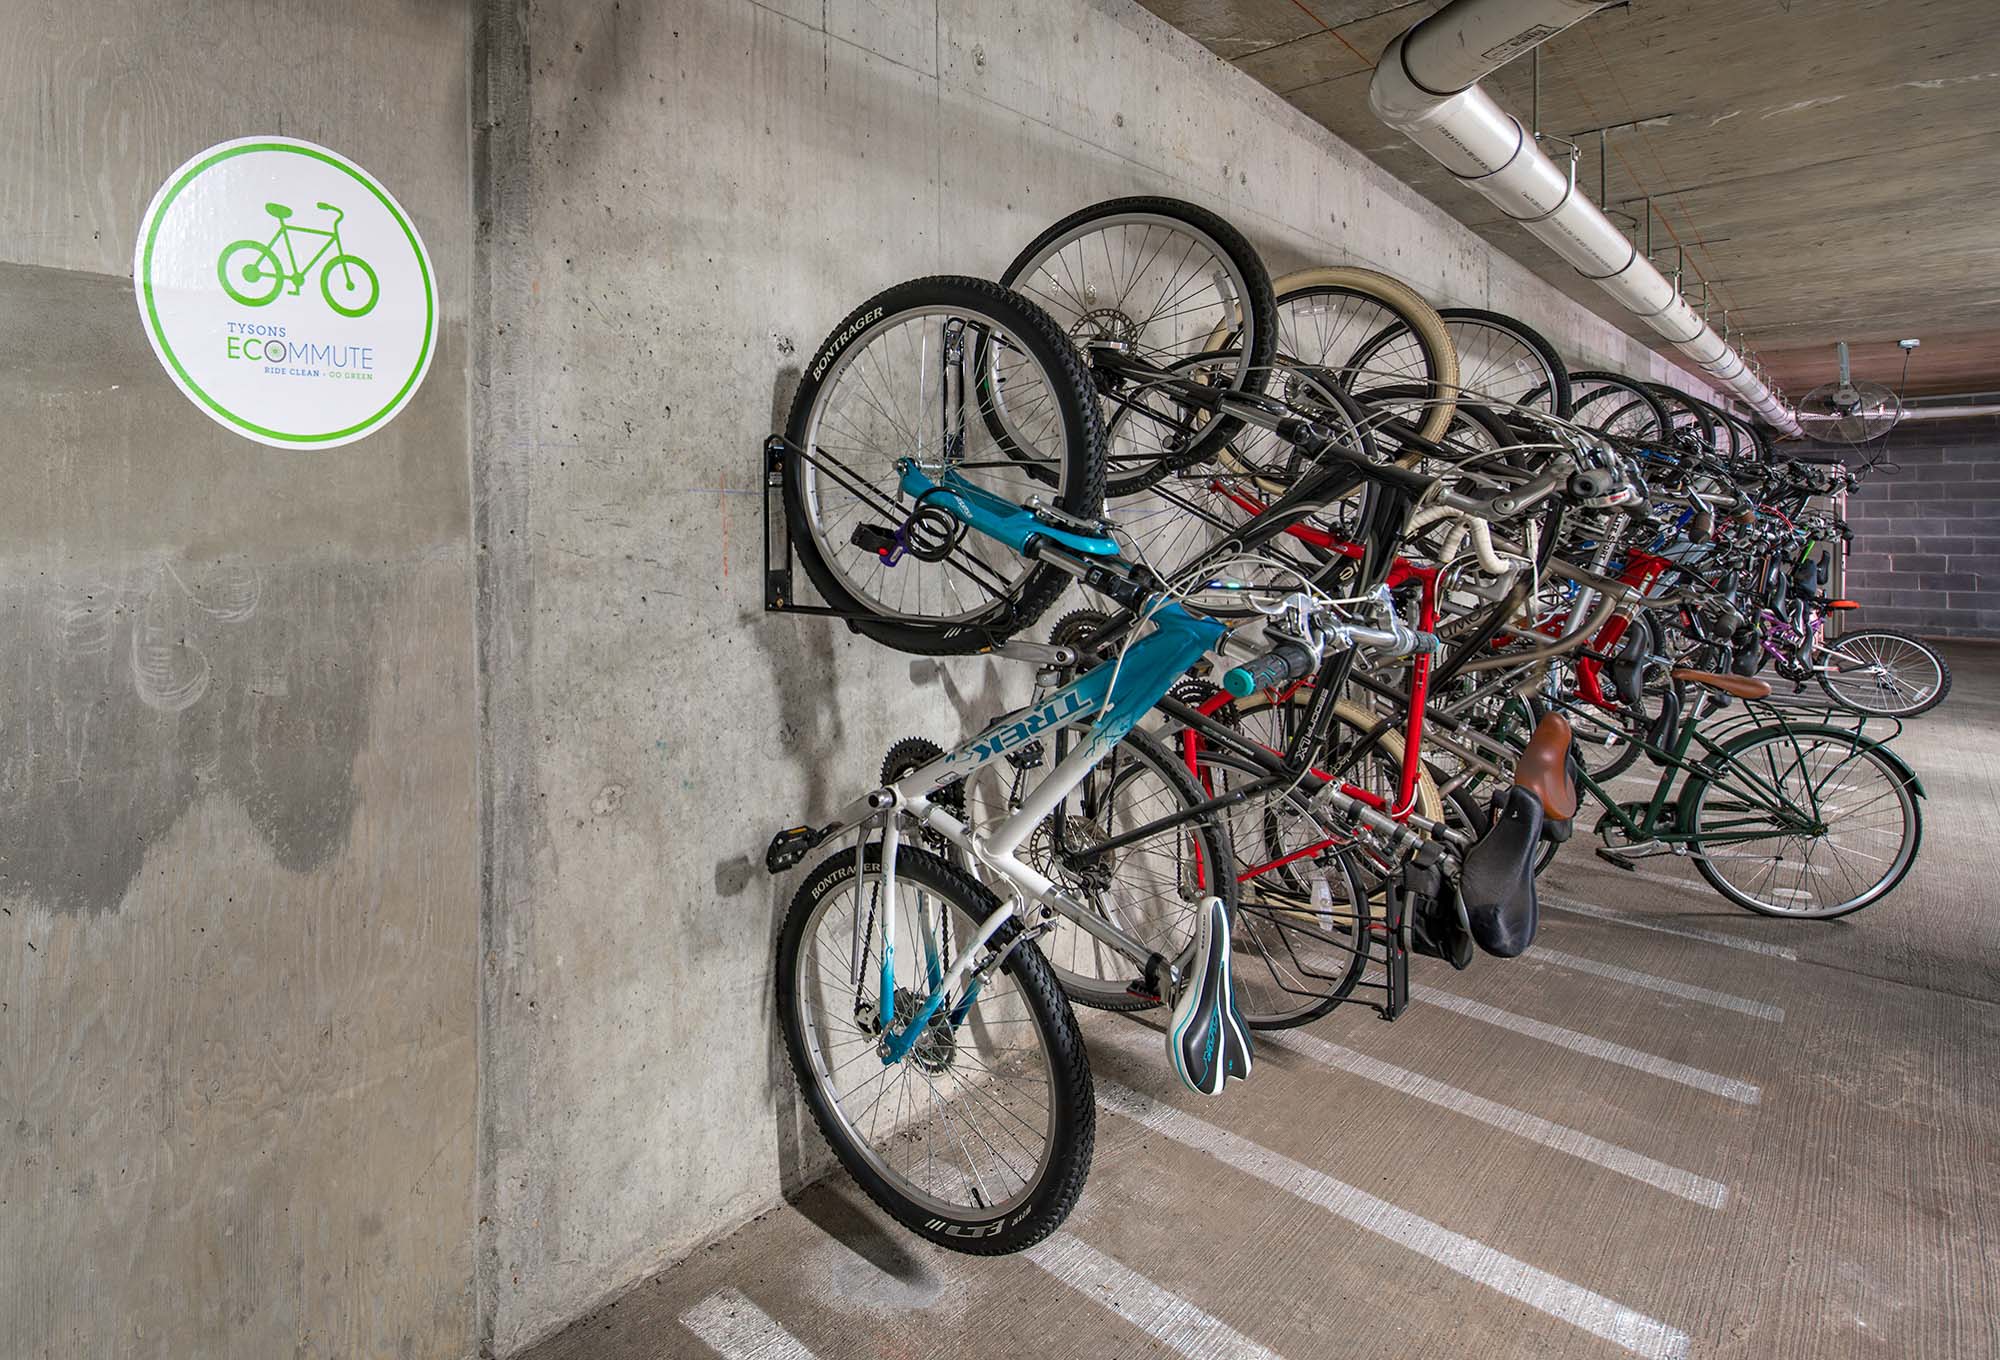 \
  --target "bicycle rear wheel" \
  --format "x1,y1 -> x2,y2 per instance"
782,276 -> 1104,654
1817,629 -> 1951,717
778,843 -> 1093,1252
1684,725 -> 1921,918
1001,197 -> 1276,496
974,727 -> 1237,1016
